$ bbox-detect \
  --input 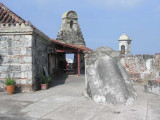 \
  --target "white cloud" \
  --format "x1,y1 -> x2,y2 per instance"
87,0 -> 145,10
